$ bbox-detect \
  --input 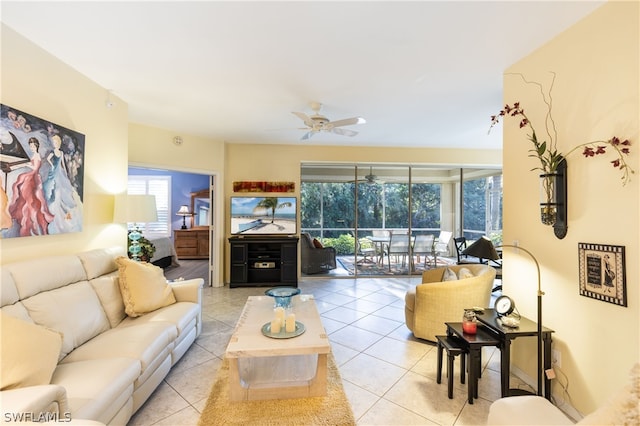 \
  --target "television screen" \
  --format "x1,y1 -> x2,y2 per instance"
230,196 -> 297,235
